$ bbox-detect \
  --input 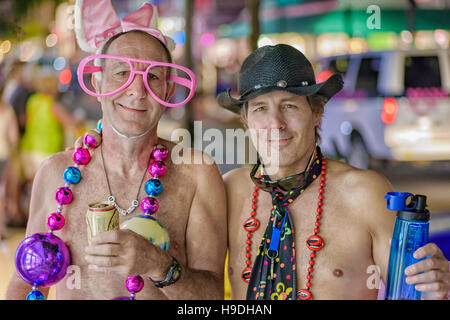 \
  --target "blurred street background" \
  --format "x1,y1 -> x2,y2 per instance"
0,0 -> 449,299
